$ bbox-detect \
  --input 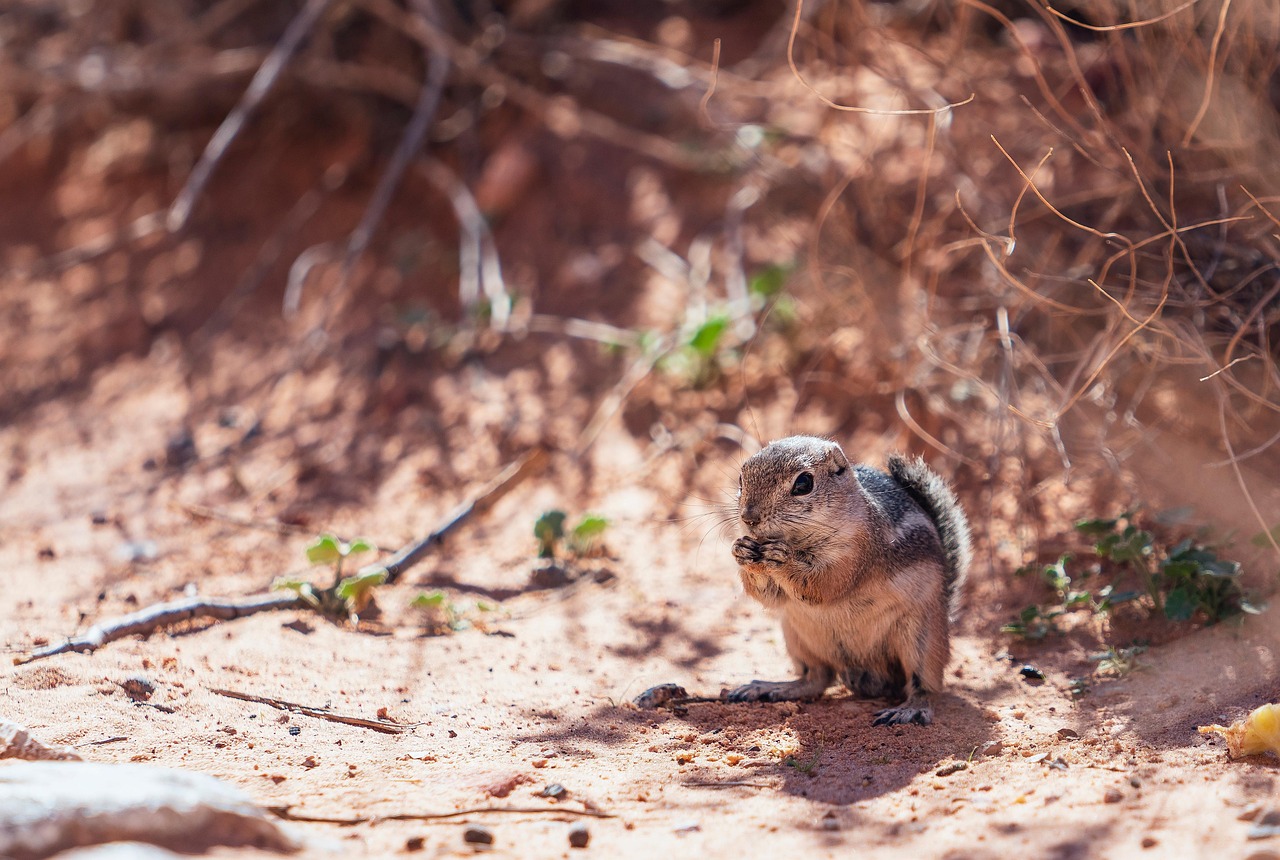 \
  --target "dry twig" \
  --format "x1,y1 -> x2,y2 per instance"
270,804 -> 615,825
209,687 -> 416,733
16,593 -> 305,664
